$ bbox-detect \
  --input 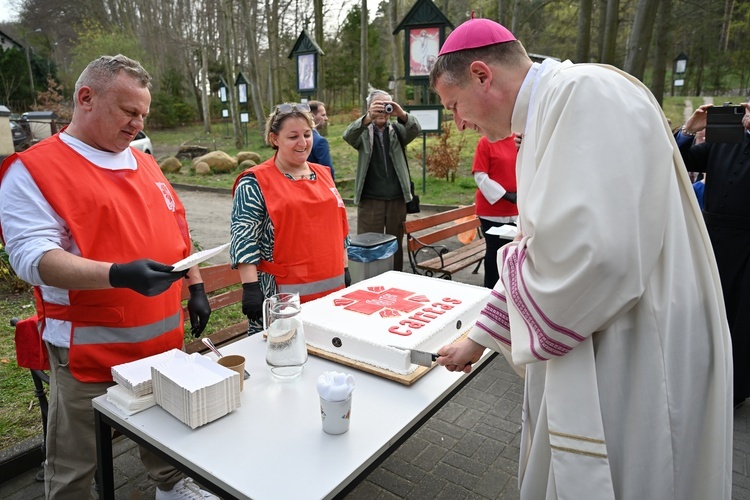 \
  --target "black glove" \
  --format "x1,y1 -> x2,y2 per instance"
502,192 -> 517,204
242,282 -> 264,323
344,268 -> 352,287
187,283 -> 211,337
109,259 -> 187,297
